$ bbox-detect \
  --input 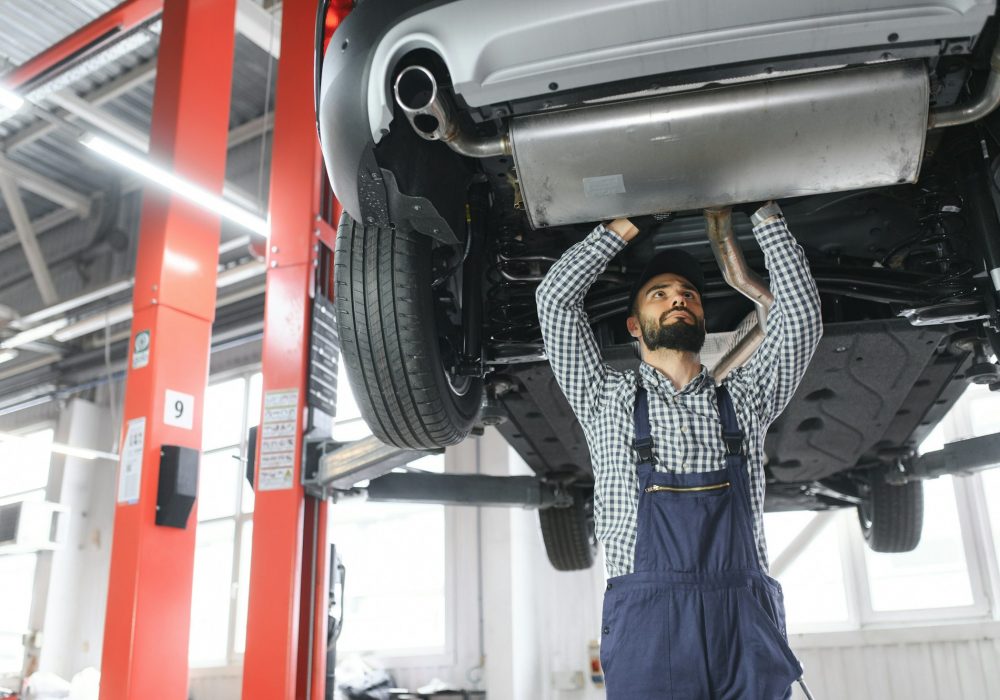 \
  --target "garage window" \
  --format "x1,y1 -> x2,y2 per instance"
189,375 -> 255,668
190,364 -> 449,668
0,428 -> 54,674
